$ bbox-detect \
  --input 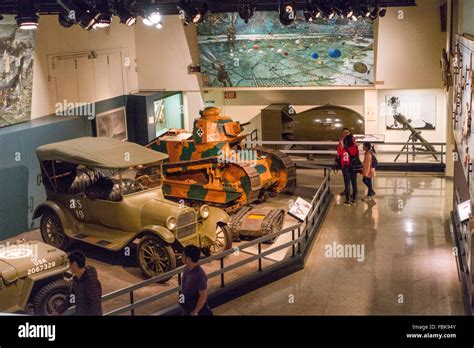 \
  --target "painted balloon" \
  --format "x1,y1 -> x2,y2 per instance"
311,53 -> 319,59
328,48 -> 342,58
